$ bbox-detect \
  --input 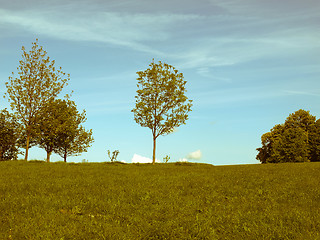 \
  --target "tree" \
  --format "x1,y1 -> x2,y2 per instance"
34,99 -> 74,162
132,60 -> 193,165
309,119 -> 320,162
257,109 -> 318,163
0,109 -> 21,161
55,127 -> 93,162
50,100 -> 94,162
5,39 -> 69,161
